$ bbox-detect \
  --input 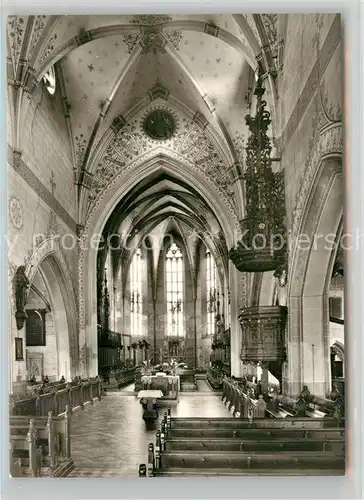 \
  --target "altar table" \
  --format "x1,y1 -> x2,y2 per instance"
141,374 -> 180,396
